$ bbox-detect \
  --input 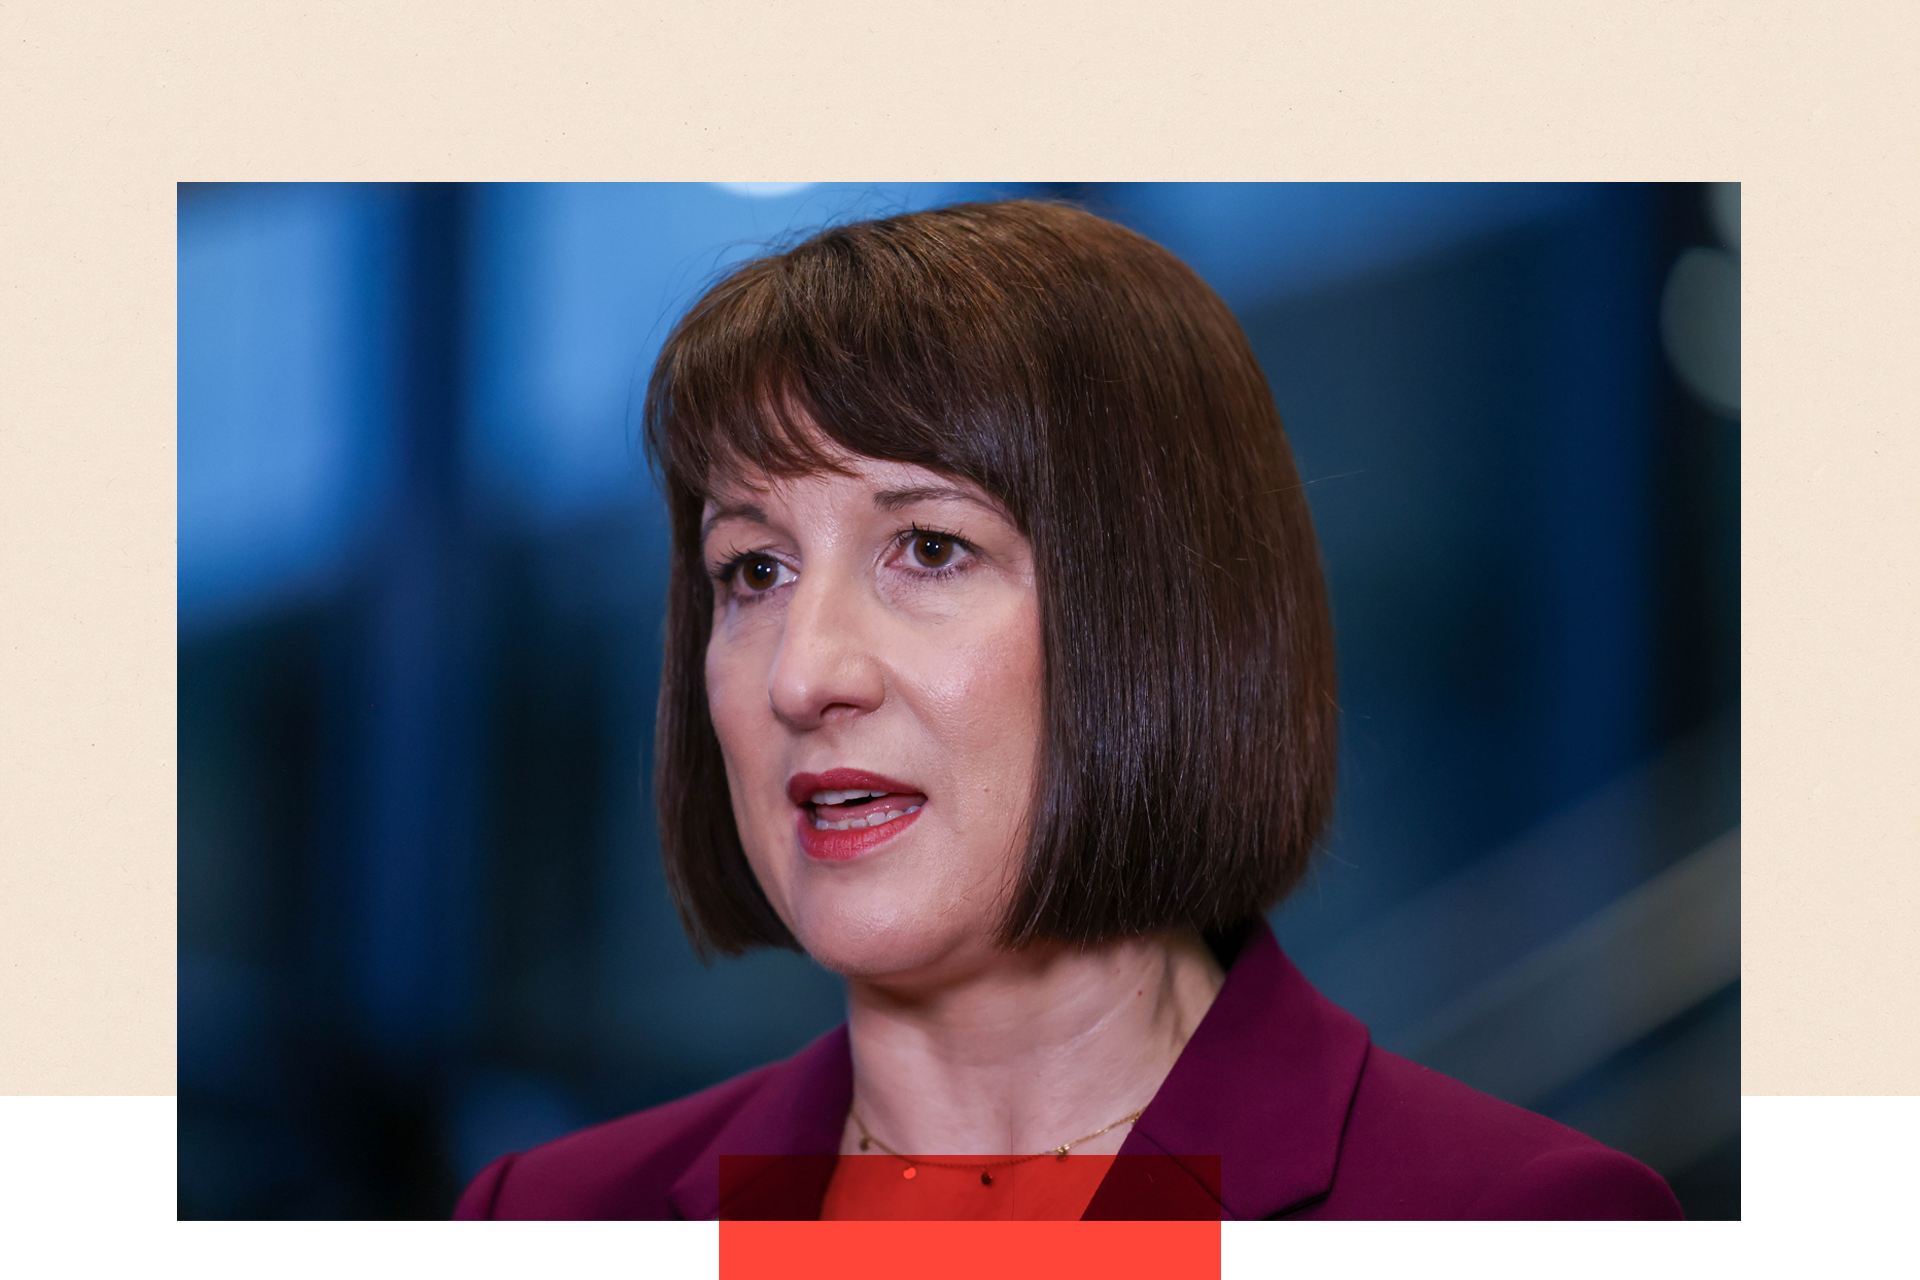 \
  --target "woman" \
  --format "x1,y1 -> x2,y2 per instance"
454,200 -> 1682,1221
